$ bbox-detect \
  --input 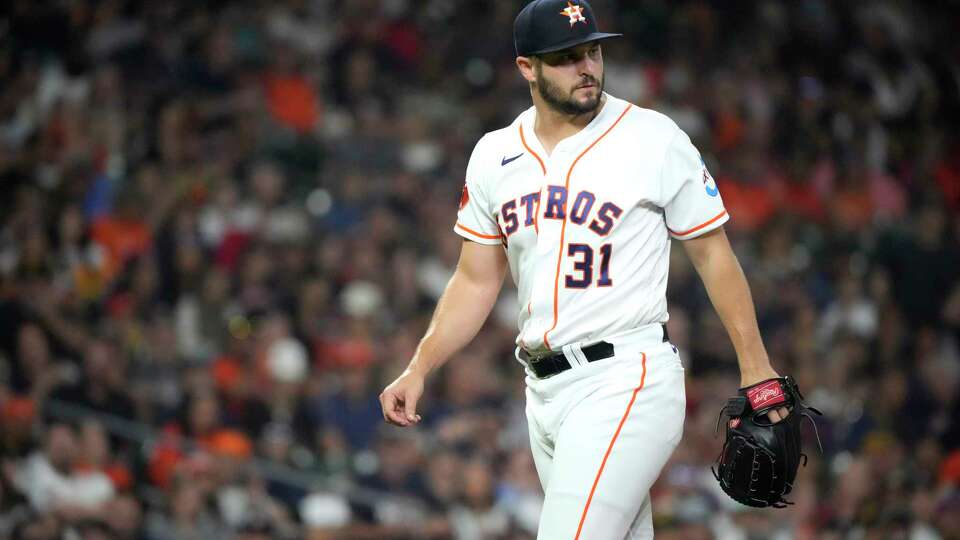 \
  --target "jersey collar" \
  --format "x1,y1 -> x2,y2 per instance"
521,93 -> 625,157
